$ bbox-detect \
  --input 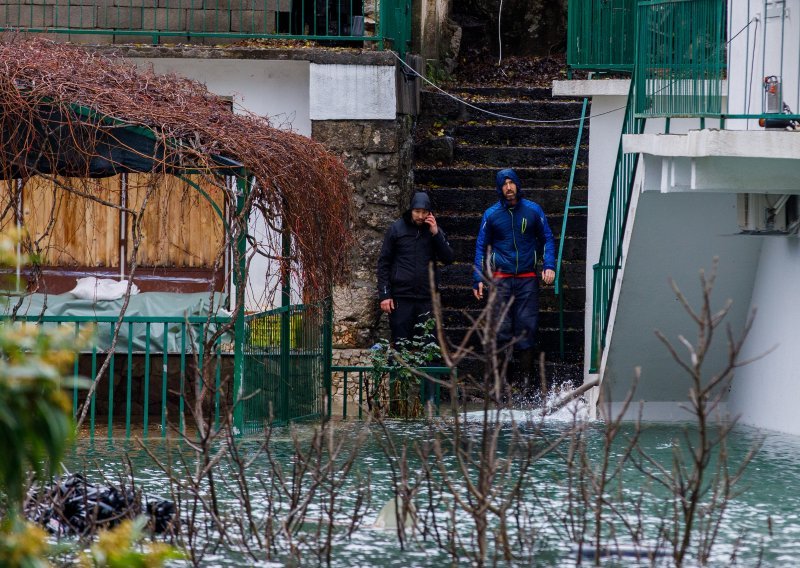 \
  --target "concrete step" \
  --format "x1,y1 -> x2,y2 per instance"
440,284 -> 586,312
442,326 -> 585,361
415,166 -> 587,189
444,145 -> 588,168
446,86 -> 559,101
422,93 -> 588,122
438,213 -> 587,238
453,124 -> 584,147
442,307 -> 585,329
428,187 -> 587,212
446,358 -> 584,388
439,262 -> 585,289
